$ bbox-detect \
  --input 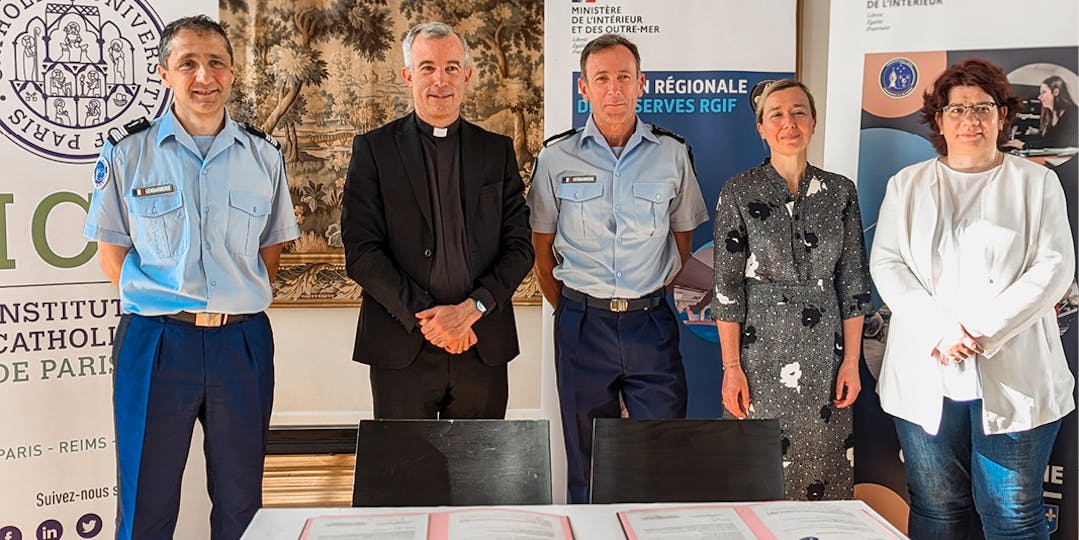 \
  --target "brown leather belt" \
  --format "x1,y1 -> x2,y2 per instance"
164,312 -> 257,327
561,288 -> 665,313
